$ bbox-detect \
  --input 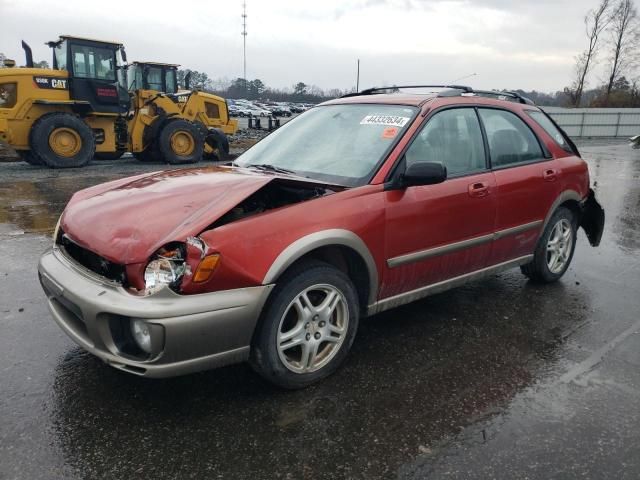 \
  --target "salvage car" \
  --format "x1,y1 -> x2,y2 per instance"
38,85 -> 604,388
